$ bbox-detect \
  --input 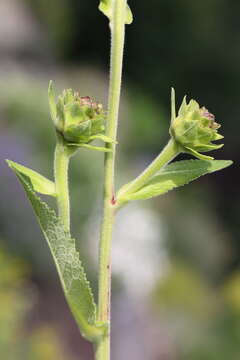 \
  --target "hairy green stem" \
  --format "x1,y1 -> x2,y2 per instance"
54,140 -> 70,232
96,1 -> 127,359
118,139 -> 180,199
